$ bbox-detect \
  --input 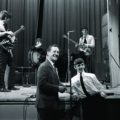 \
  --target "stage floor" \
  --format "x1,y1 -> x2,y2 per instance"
1,84 -> 120,102
0,85 -> 120,120
0,86 -> 37,120
0,86 -> 36,102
